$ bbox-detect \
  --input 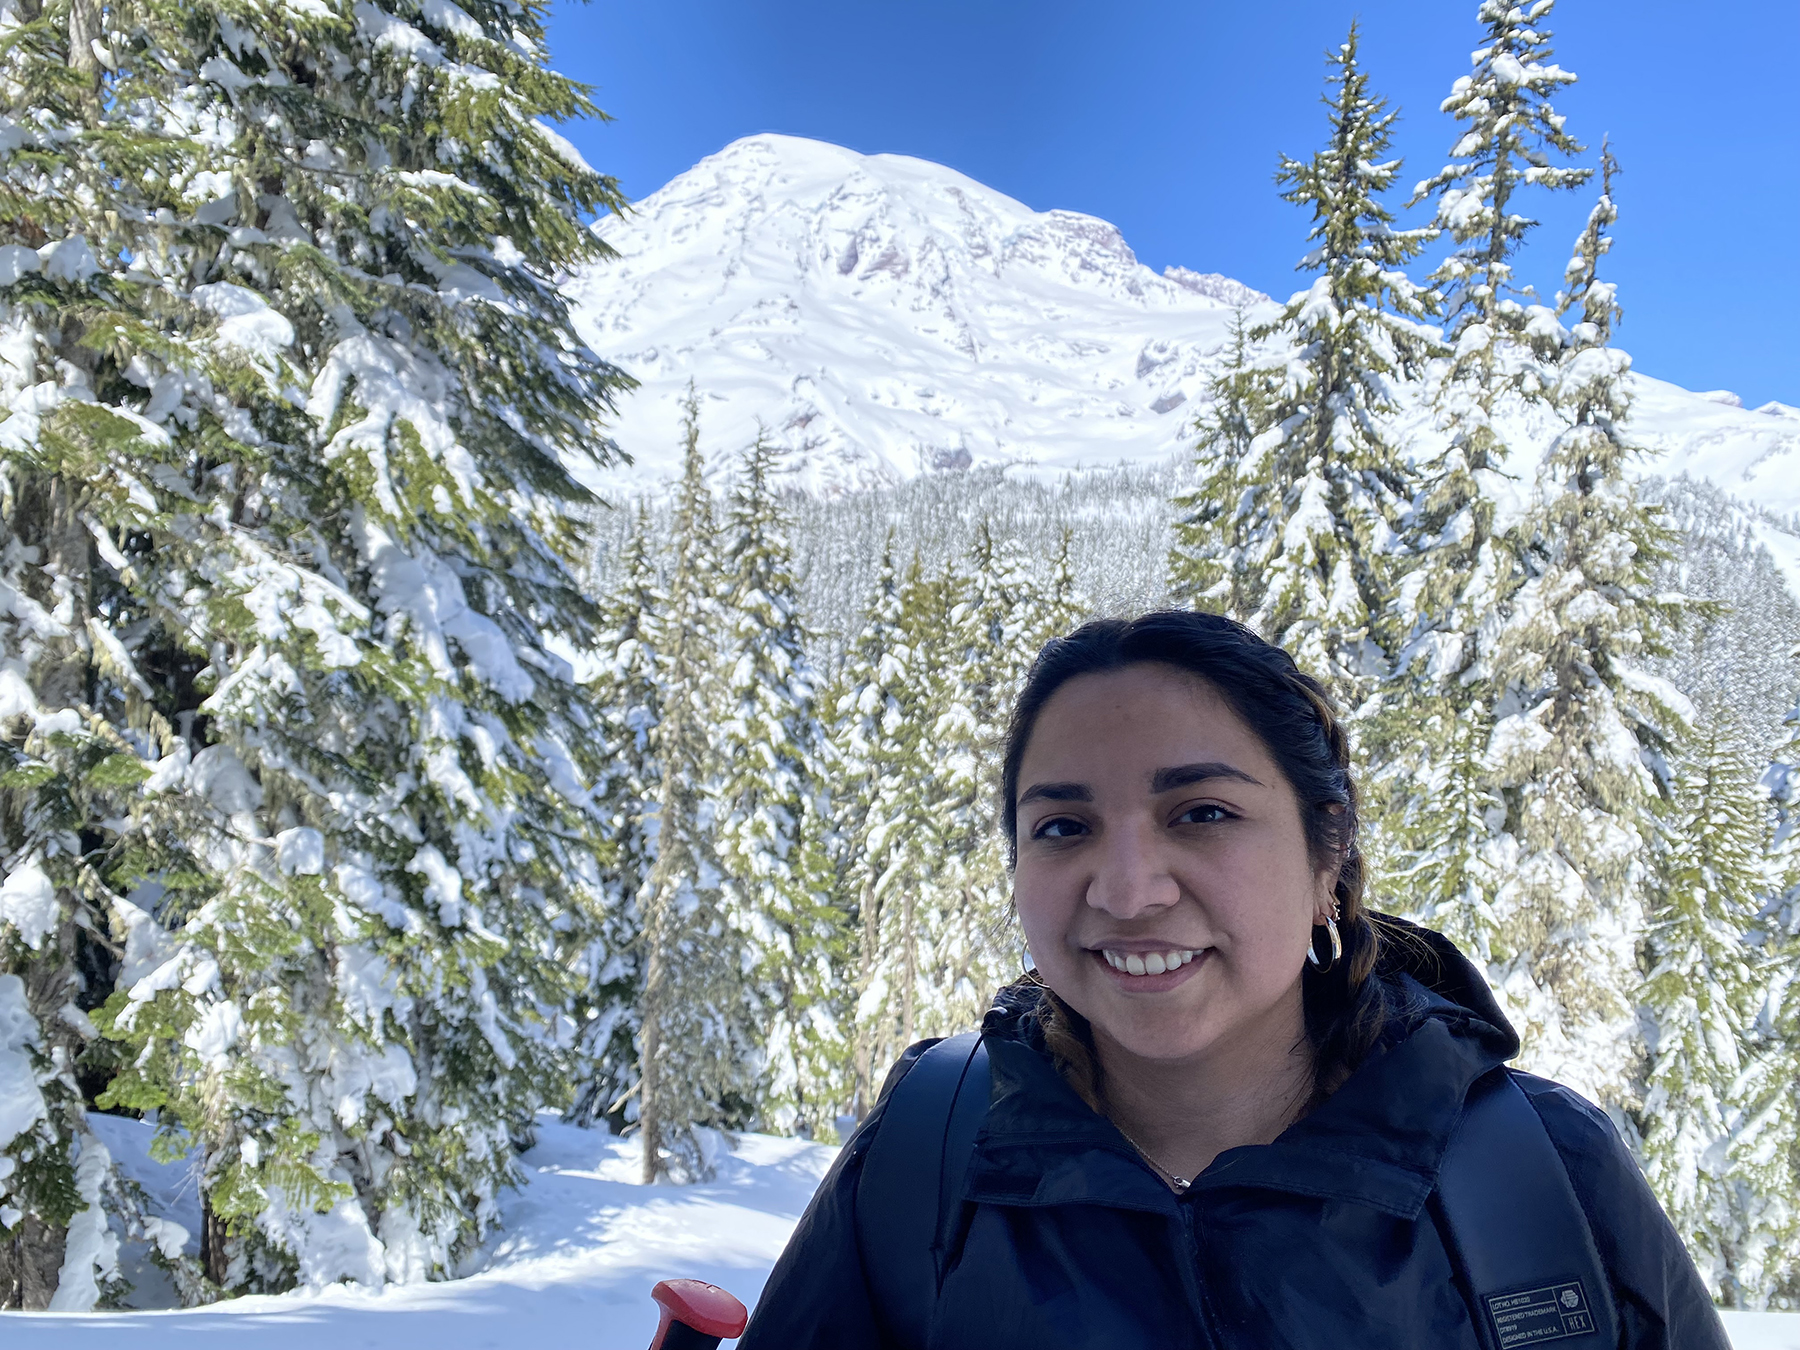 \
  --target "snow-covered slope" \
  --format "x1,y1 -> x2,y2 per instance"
7,1114 -> 833,1347
565,134 -> 1800,584
565,133 -> 1260,494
